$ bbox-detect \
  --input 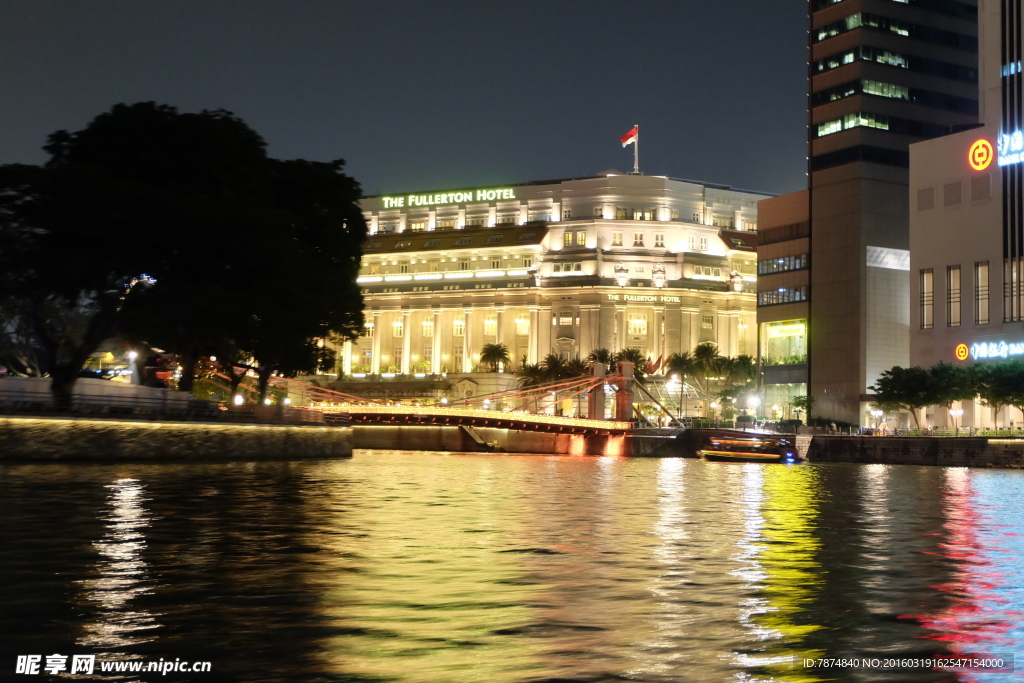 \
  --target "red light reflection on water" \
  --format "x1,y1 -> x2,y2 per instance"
899,470 -> 1021,680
